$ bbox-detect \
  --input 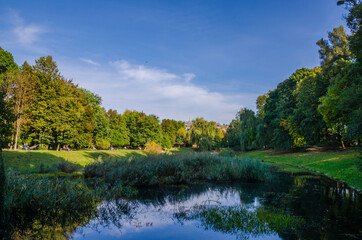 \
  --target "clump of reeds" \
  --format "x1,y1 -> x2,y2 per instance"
84,153 -> 272,186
